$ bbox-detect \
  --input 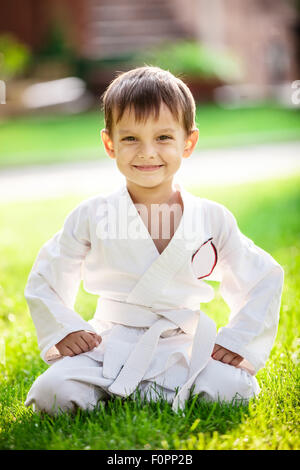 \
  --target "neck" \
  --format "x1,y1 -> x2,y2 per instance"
126,179 -> 180,206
